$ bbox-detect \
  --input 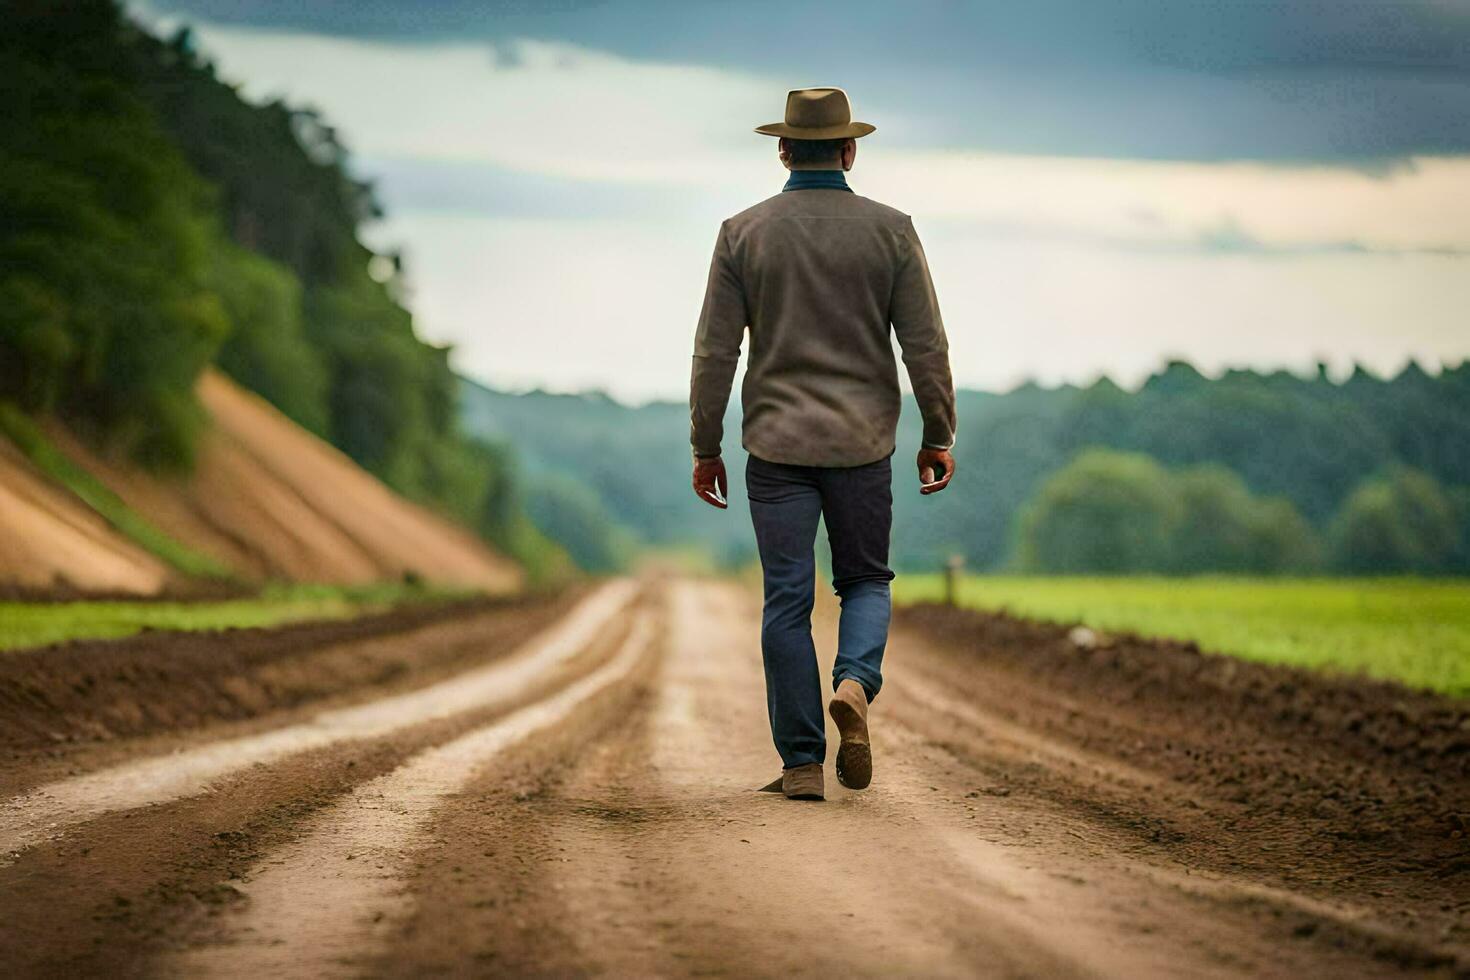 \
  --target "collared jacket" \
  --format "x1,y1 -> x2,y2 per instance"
689,174 -> 956,467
